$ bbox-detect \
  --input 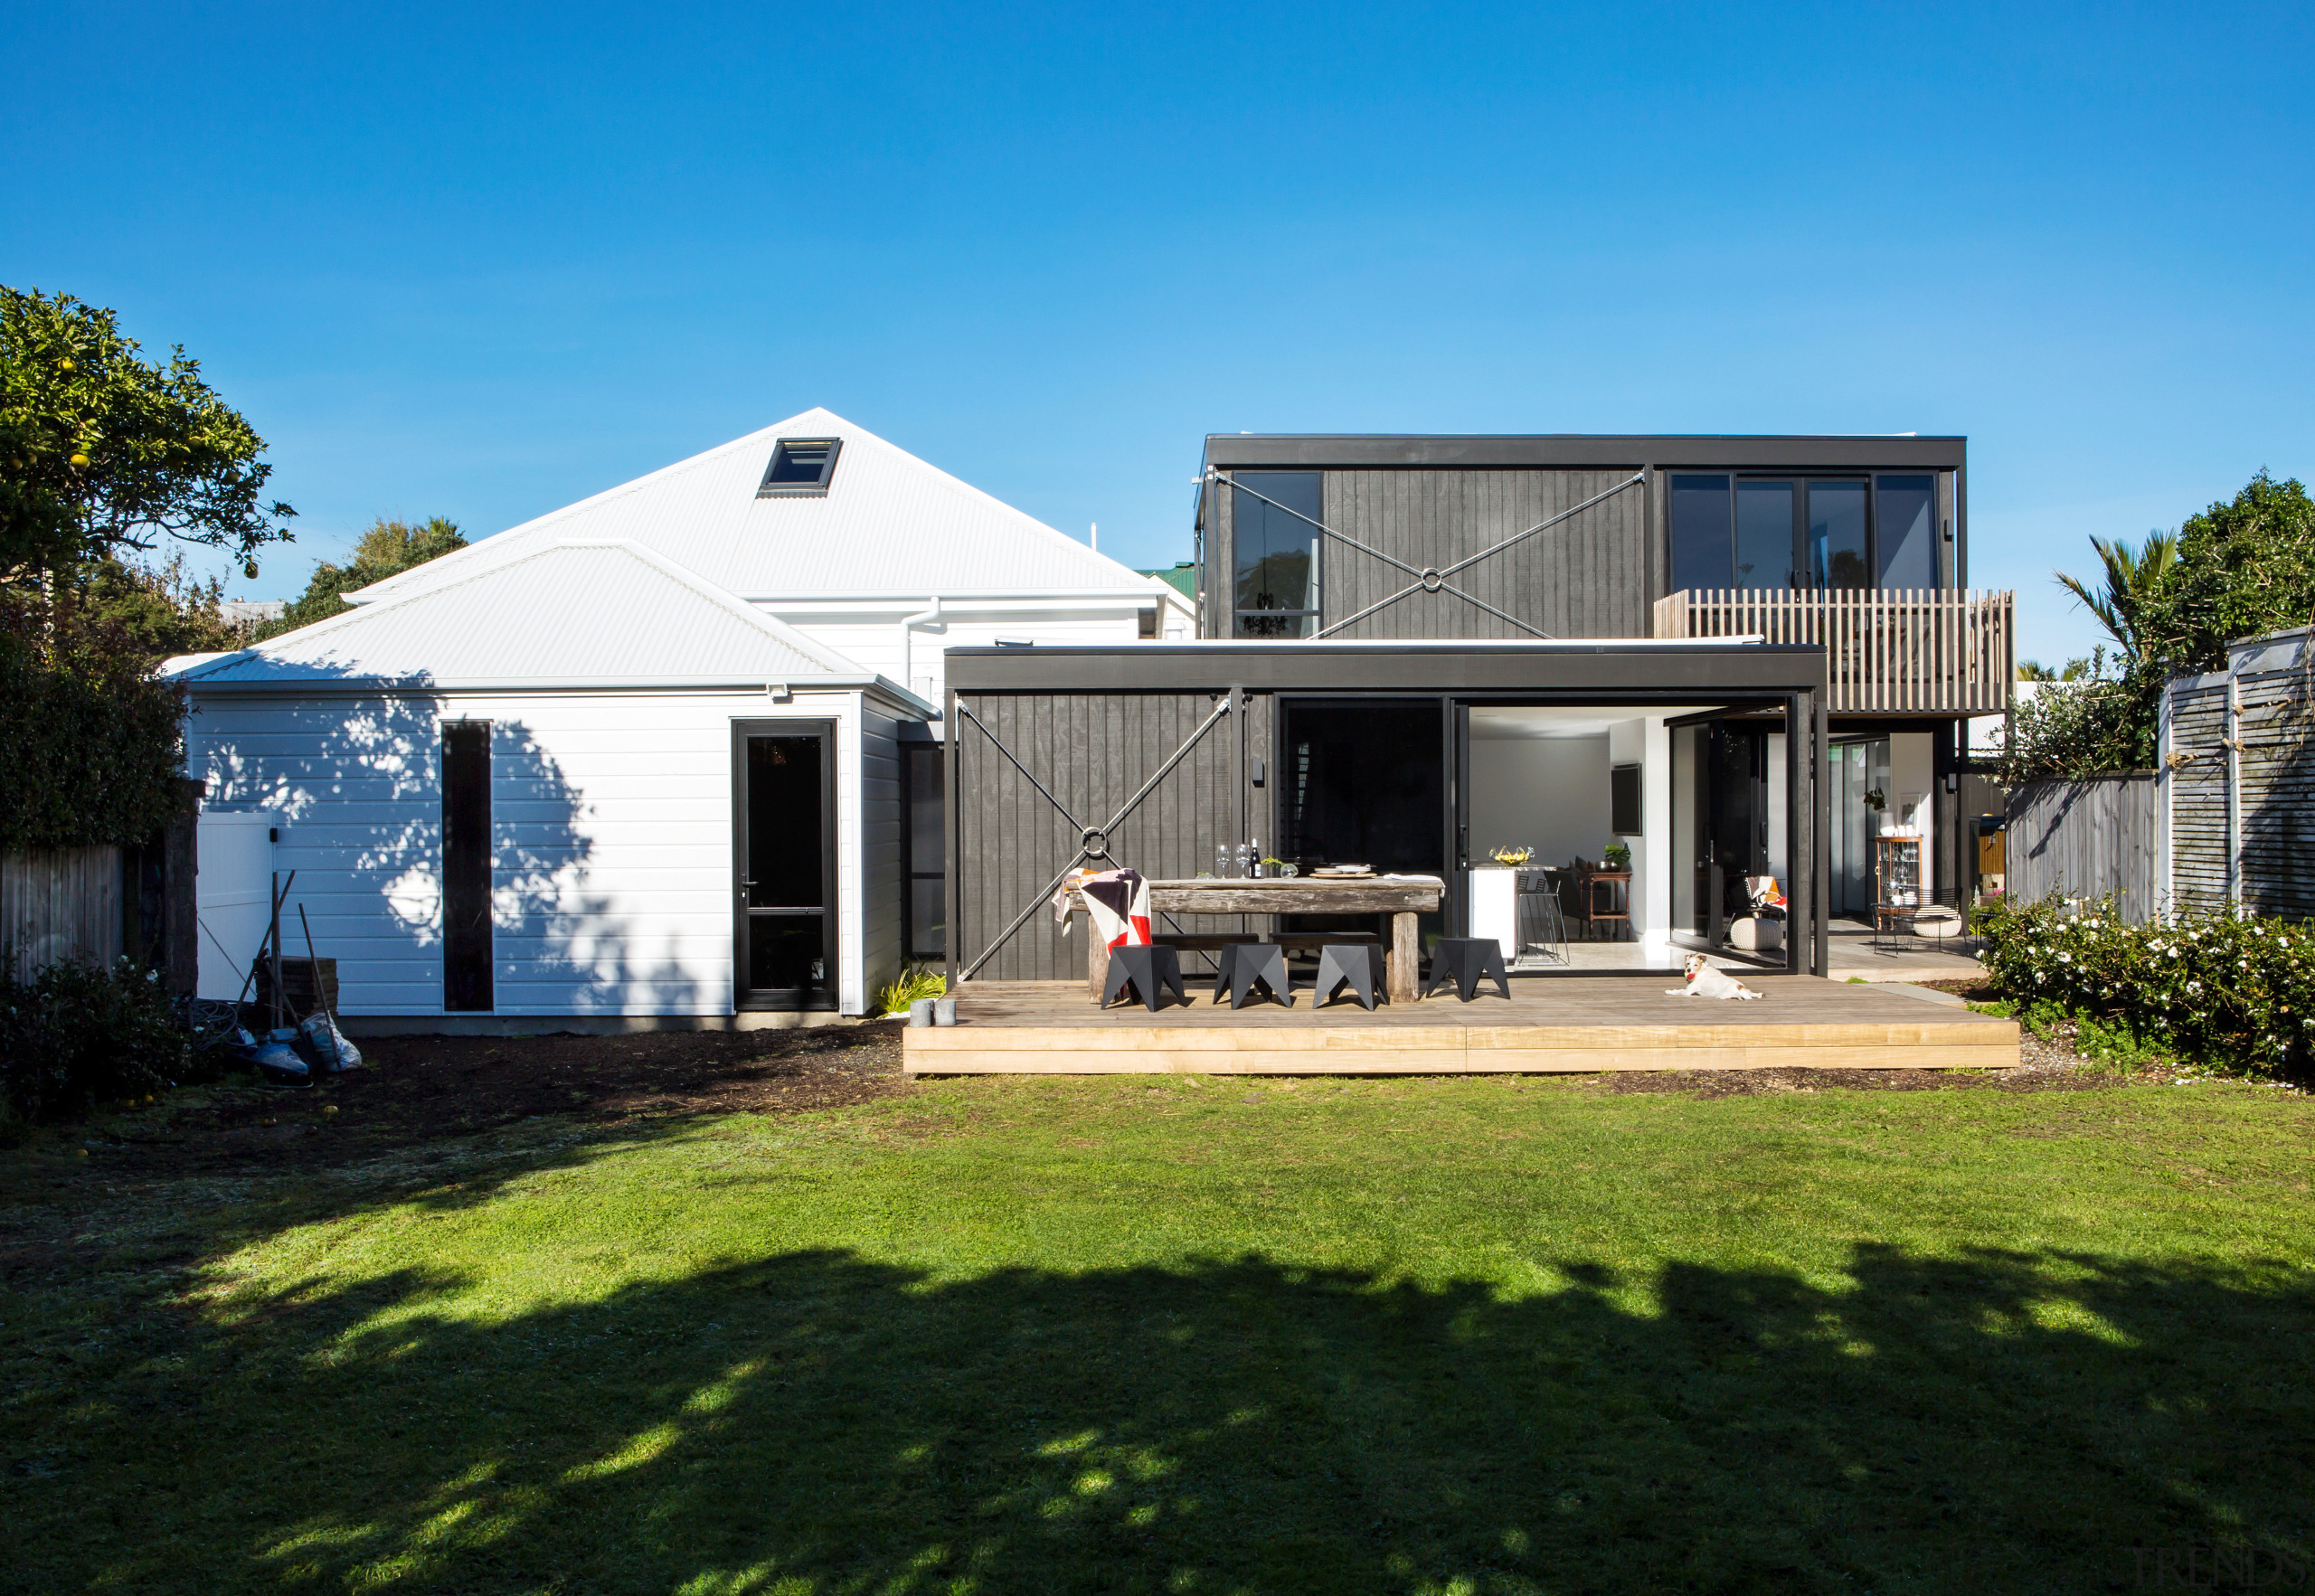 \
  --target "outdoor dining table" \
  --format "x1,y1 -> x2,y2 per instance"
1075,874 -> 1446,1004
